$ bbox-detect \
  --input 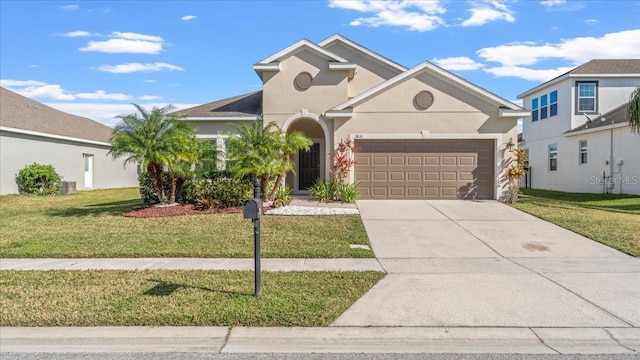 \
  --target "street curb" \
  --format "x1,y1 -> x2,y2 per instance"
1,327 -> 638,354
